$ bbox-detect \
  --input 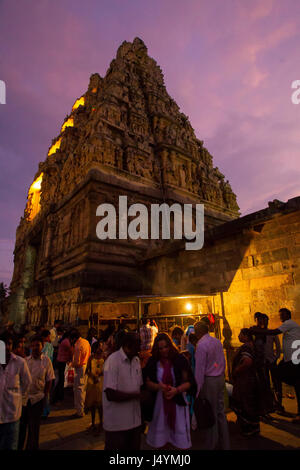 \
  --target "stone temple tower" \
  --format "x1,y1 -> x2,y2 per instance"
9,38 -> 239,324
